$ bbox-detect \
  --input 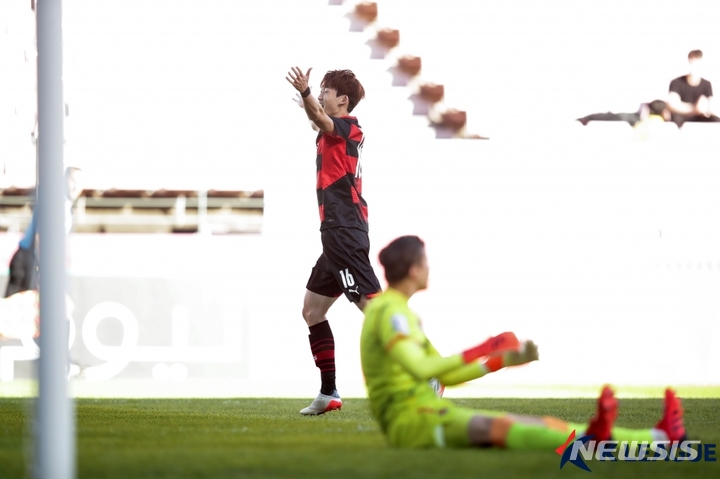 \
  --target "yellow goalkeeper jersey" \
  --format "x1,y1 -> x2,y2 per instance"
360,288 -> 440,432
